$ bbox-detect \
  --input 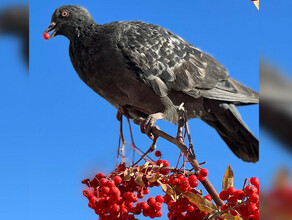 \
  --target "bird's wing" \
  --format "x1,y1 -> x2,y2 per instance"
117,21 -> 258,104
